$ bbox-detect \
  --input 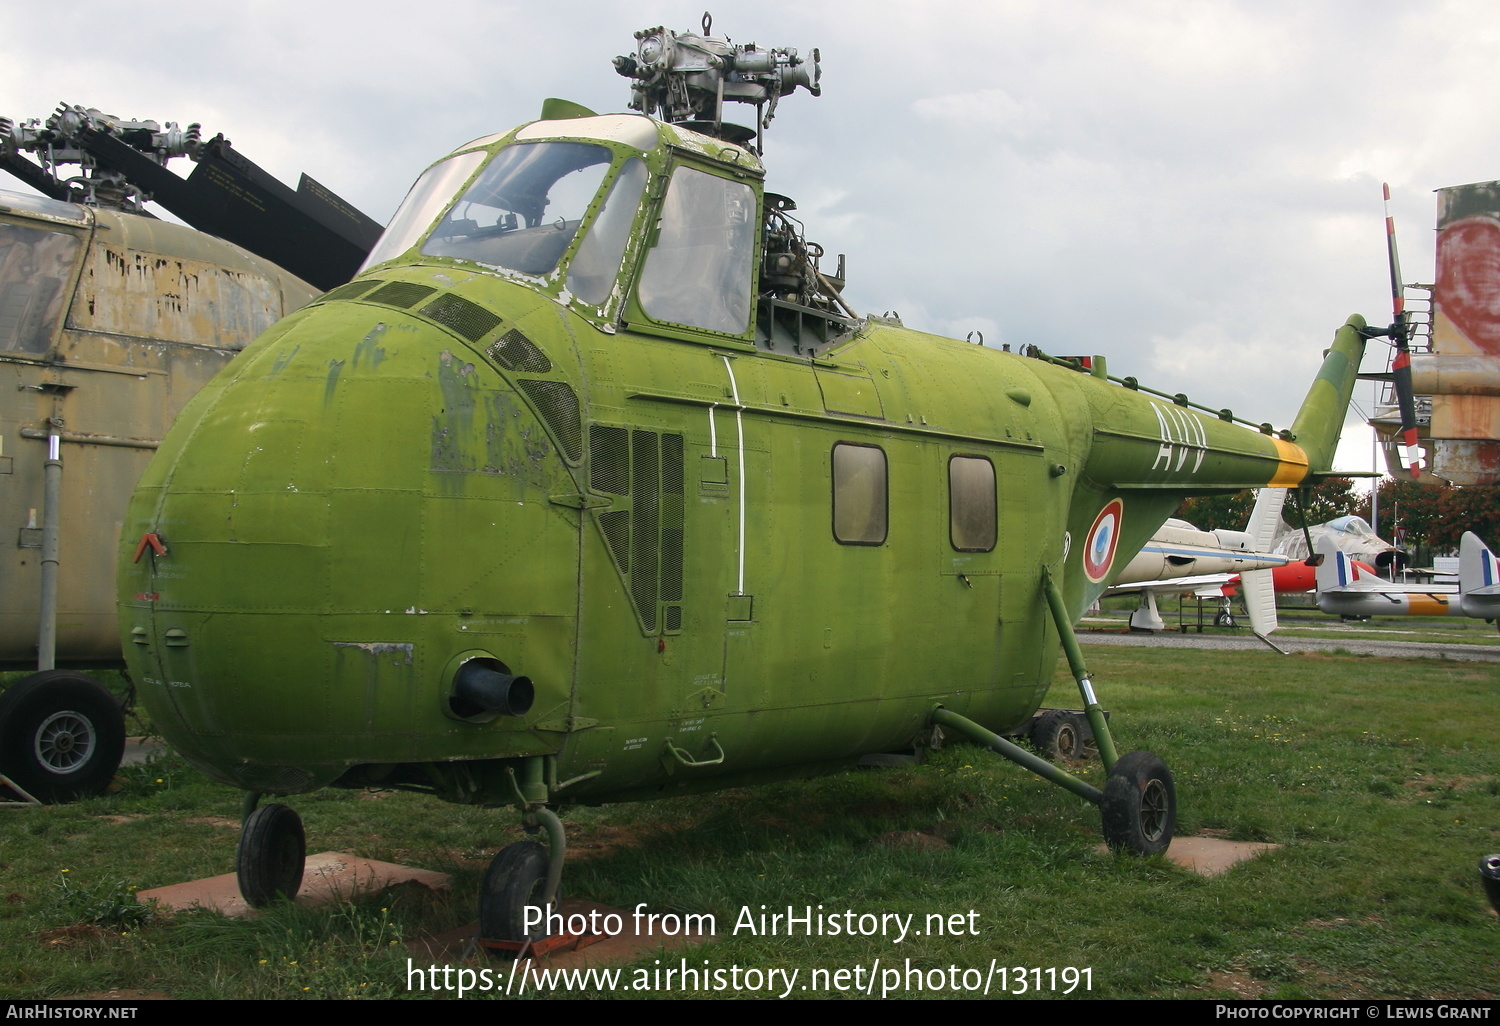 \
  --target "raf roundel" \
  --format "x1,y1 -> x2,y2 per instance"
1083,499 -> 1125,583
